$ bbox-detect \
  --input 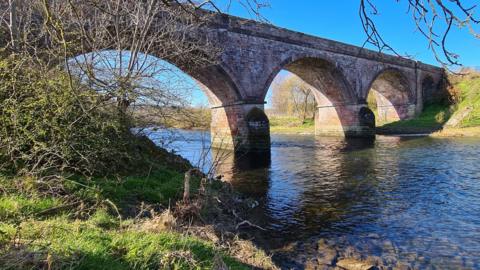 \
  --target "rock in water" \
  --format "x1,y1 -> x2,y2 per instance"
316,239 -> 338,266
336,258 -> 376,270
